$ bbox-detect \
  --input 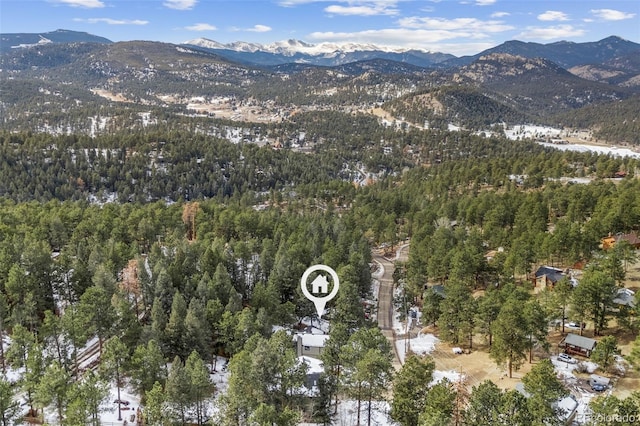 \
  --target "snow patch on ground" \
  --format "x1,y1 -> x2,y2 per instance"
210,356 -> 230,394
395,333 -> 439,364
431,370 -> 463,386
333,400 -> 398,426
